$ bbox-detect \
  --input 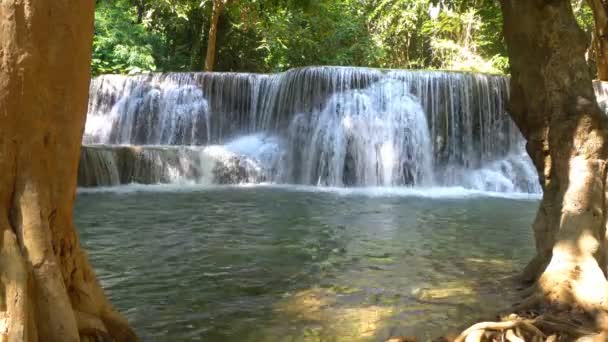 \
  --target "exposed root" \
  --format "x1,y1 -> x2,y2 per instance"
463,330 -> 485,342
533,314 -> 596,337
79,328 -> 112,342
455,313 -> 601,342
0,226 -> 30,341
516,284 -> 538,298
100,309 -> 139,341
455,315 -> 545,342
505,329 -> 525,342
509,294 -> 541,313
518,251 -> 550,284
75,310 -> 109,336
